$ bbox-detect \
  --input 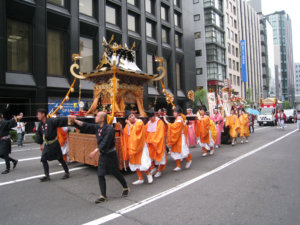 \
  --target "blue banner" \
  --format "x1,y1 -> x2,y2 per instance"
48,98 -> 80,116
240,40 -> 248,82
